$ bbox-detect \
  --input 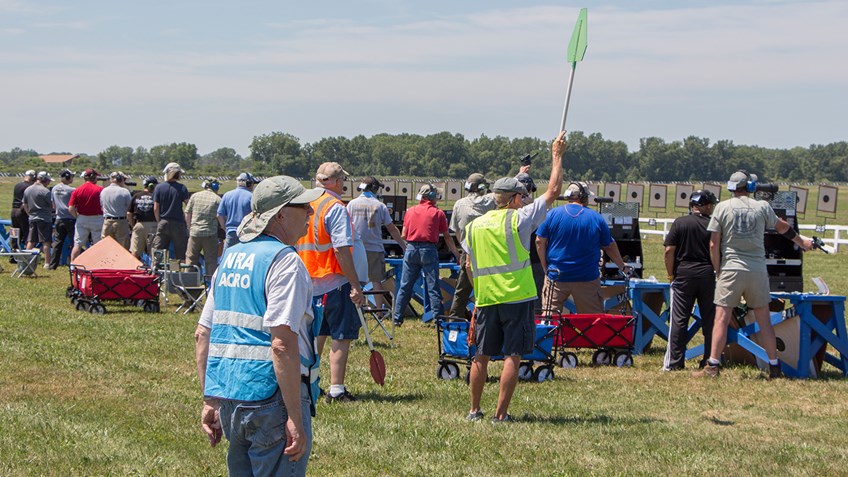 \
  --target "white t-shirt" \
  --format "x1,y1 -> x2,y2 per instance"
200,247 -> 315,376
